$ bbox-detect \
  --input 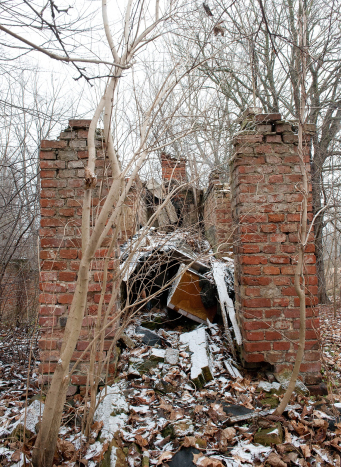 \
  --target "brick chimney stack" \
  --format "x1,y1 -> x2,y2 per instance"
161,153 -> 187,184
